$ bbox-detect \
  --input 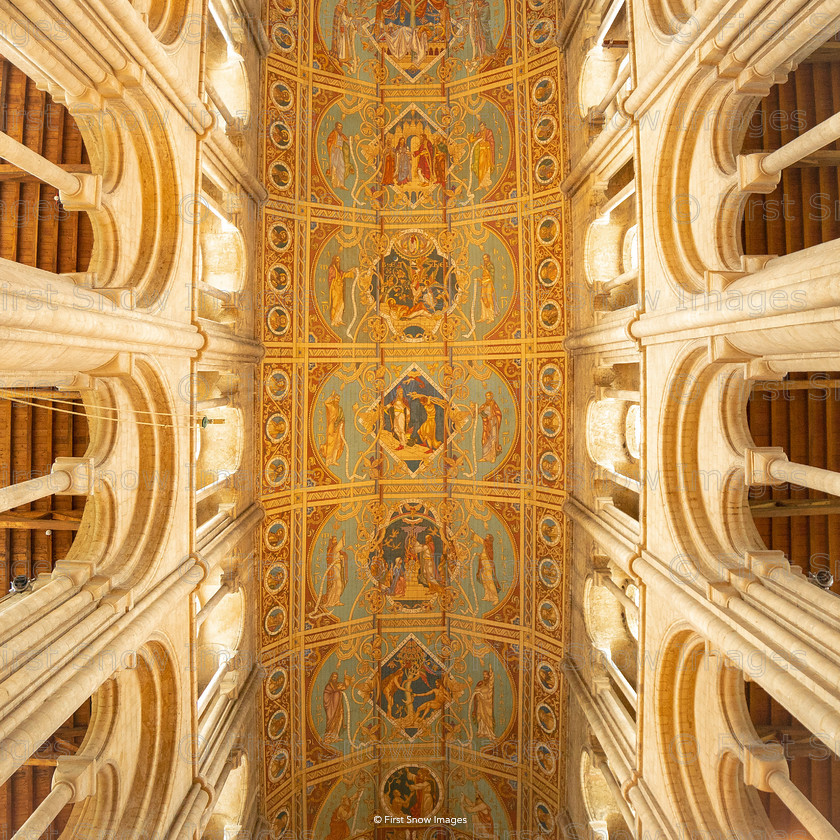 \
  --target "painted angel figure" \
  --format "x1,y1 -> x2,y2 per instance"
320,392 -> 345,466
327,254 -> 354,326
